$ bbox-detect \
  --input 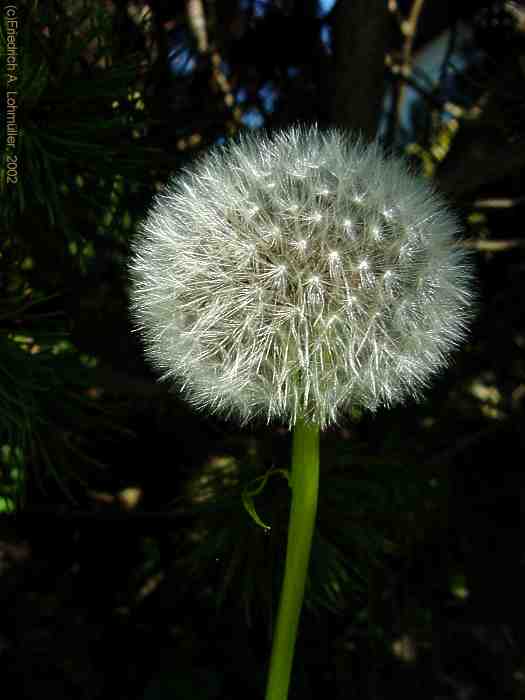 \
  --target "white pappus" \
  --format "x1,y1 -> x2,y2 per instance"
129,126 -> 475,428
